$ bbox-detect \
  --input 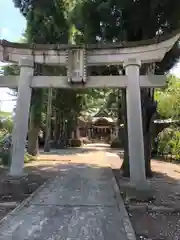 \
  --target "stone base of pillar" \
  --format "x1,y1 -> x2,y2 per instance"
121,181 -> 153,200
8,171 -> 28,179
